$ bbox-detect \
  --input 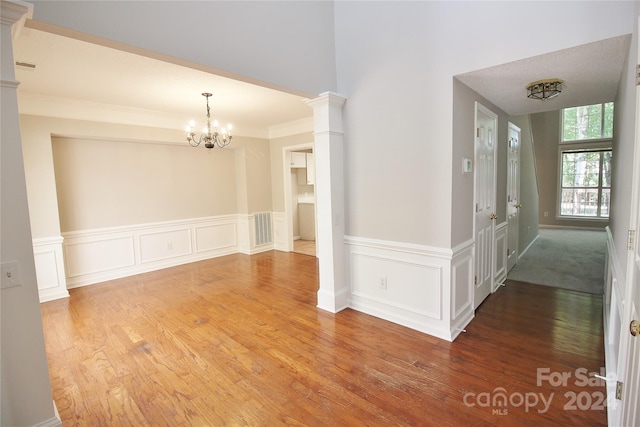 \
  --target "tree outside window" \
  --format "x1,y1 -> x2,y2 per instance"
562,102 -> 614,142
560,150 -> 611,218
